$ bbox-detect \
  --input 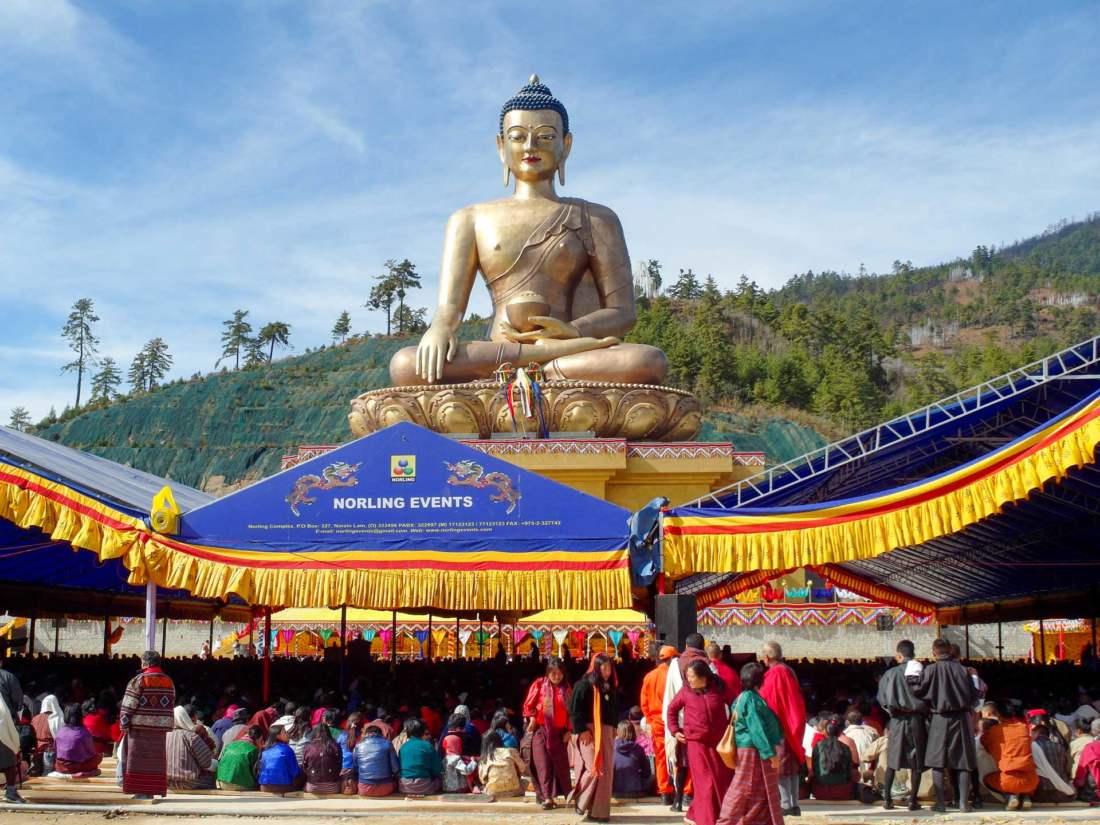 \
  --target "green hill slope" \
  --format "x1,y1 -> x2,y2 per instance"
38,324 -> 825,492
